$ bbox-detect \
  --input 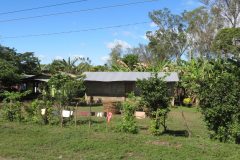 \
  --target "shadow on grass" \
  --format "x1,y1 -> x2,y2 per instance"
162,129 -> 190,137
139,126 -> 149,130
76,119 -> 105,125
